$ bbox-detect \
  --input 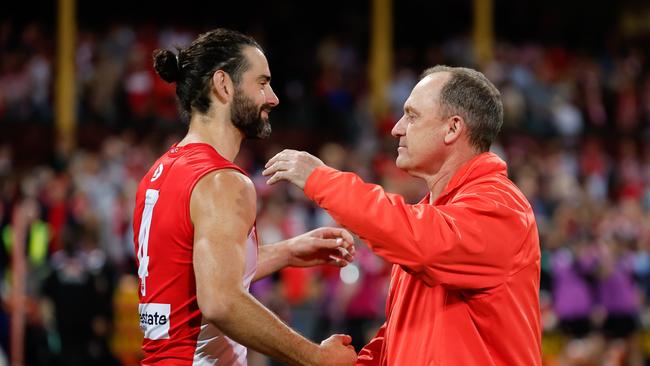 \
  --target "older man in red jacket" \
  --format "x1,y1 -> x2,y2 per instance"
264,65 -> 542,365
